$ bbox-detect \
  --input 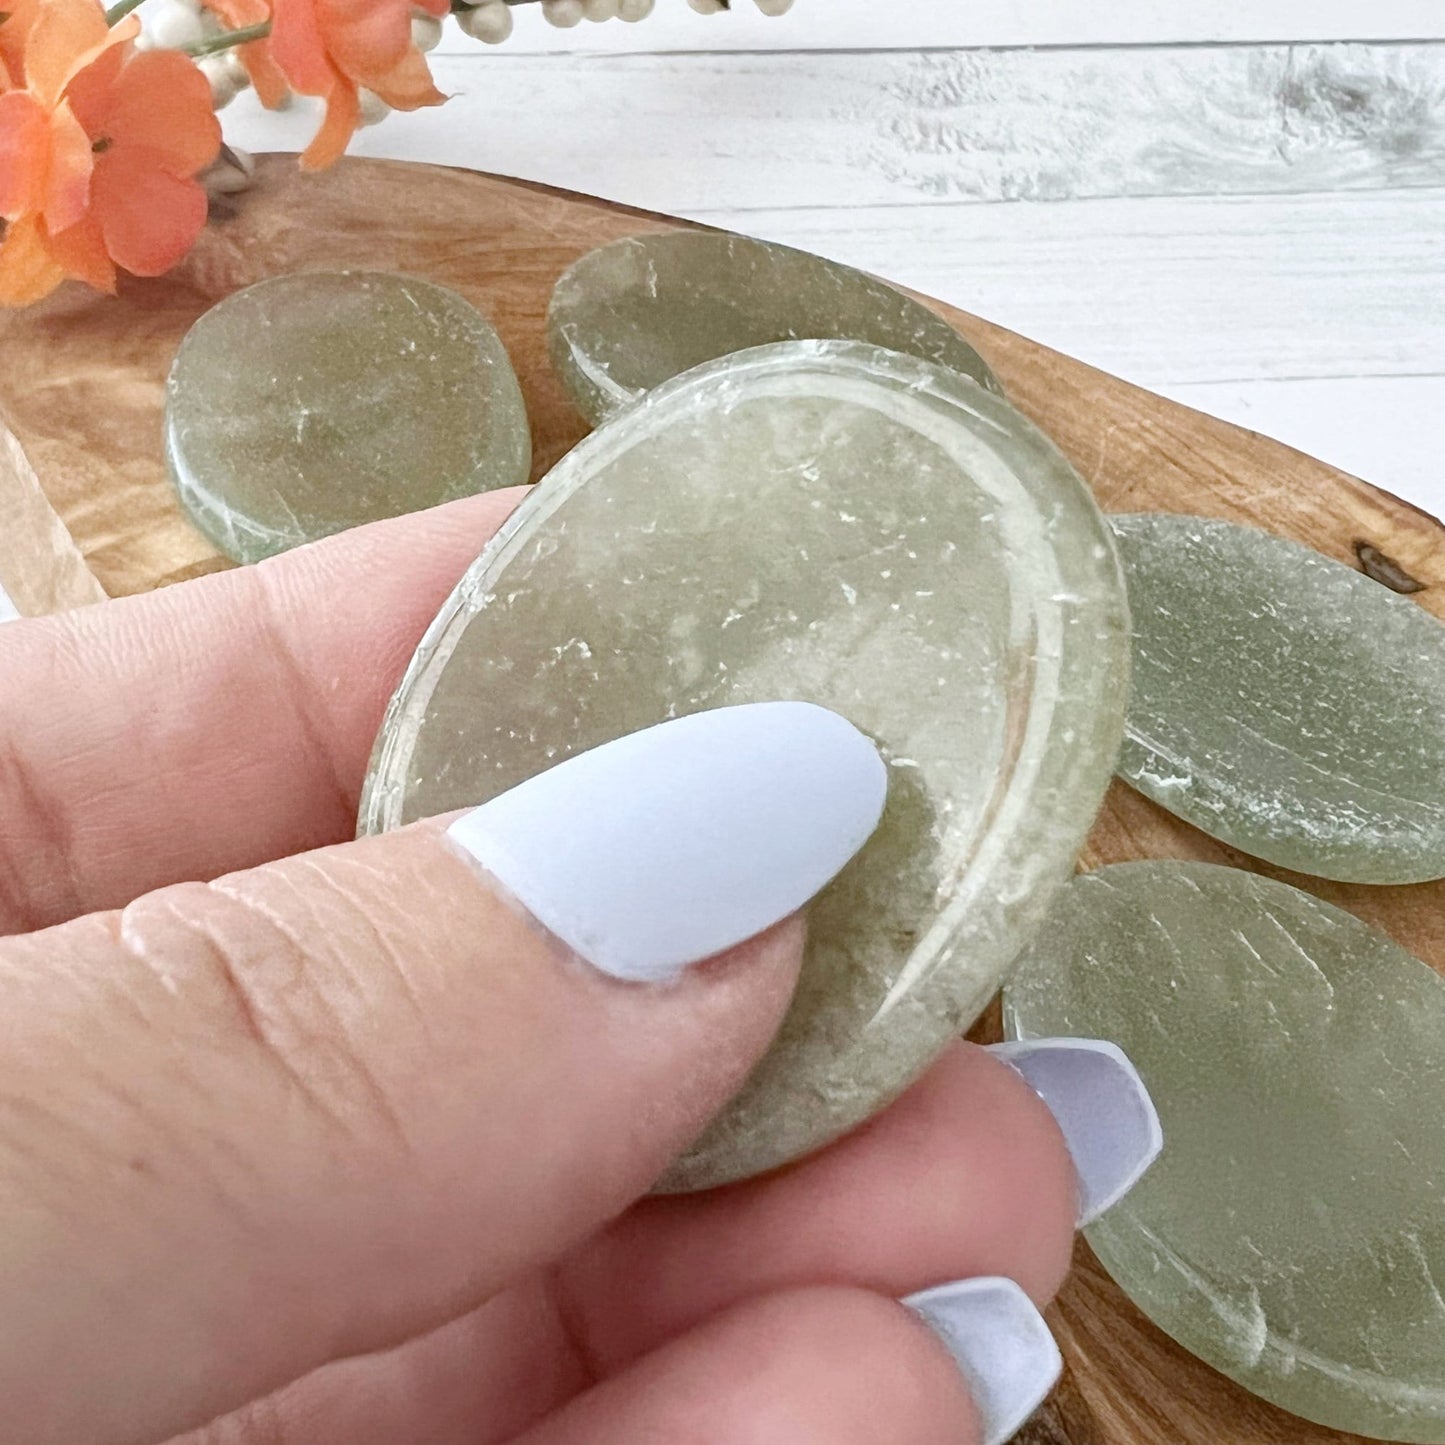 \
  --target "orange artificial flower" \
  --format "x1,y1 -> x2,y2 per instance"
200,0 -> 288,107
0,0 -> 43,91
0,0 -> 221,305
268,0 -> 449,170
